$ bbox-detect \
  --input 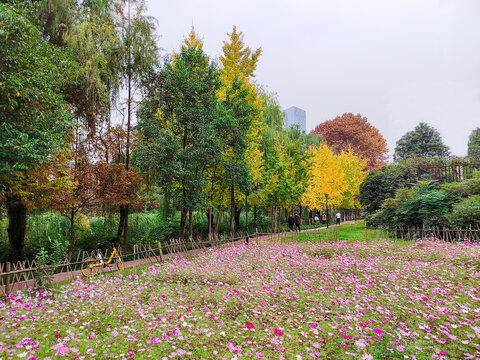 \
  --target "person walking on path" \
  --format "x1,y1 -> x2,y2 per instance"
335,212 -> 341,225
294,213 -> 301,232
287,214 -> 295,232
